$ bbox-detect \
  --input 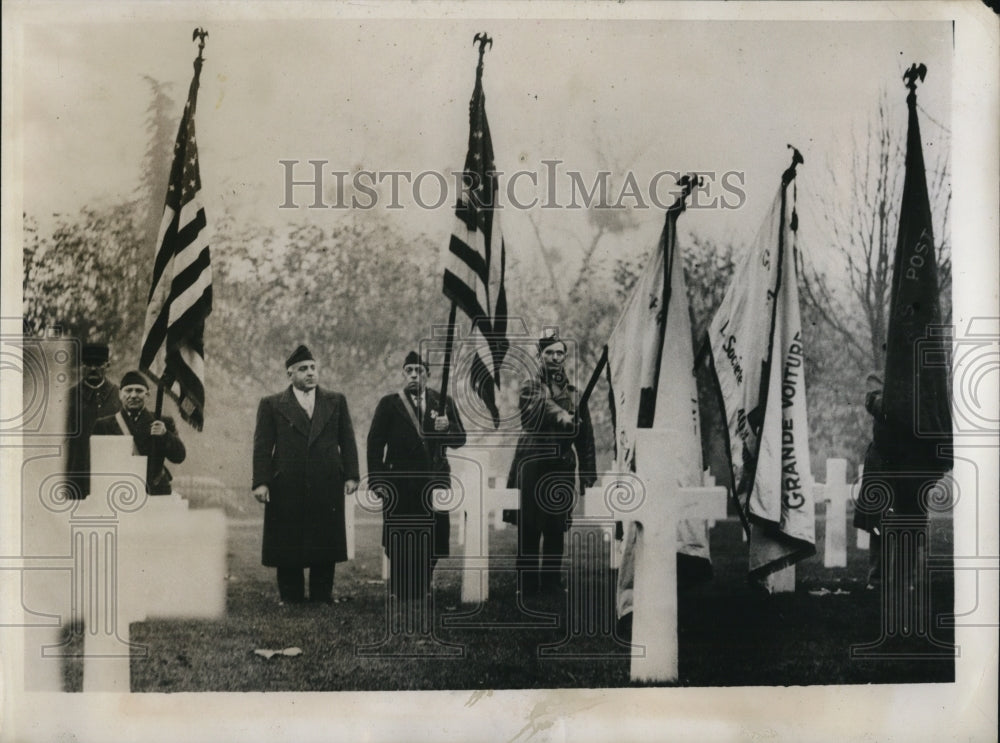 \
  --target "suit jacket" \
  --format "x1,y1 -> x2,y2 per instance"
253,386 -> 360,567
65,381 -> 120,498
91,408 -> 185,495
366,388 -> 466,555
